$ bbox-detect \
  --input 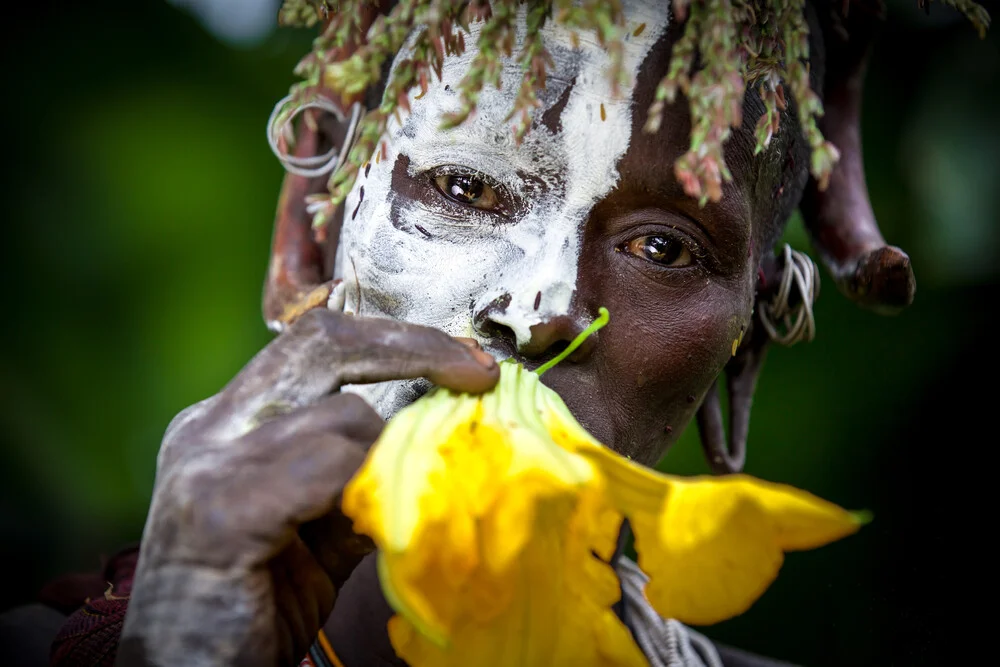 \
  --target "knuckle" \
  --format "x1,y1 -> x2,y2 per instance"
155,437 -> 185,477
163,395 -> 219,446
168,458 -> 222,524
141,462 -> 221,561
164,455 -> 253,556
286,306 -> 342,340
